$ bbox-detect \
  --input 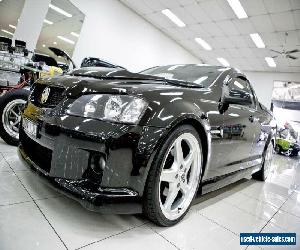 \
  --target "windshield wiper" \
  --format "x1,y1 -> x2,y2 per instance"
157,78 -> 204,88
